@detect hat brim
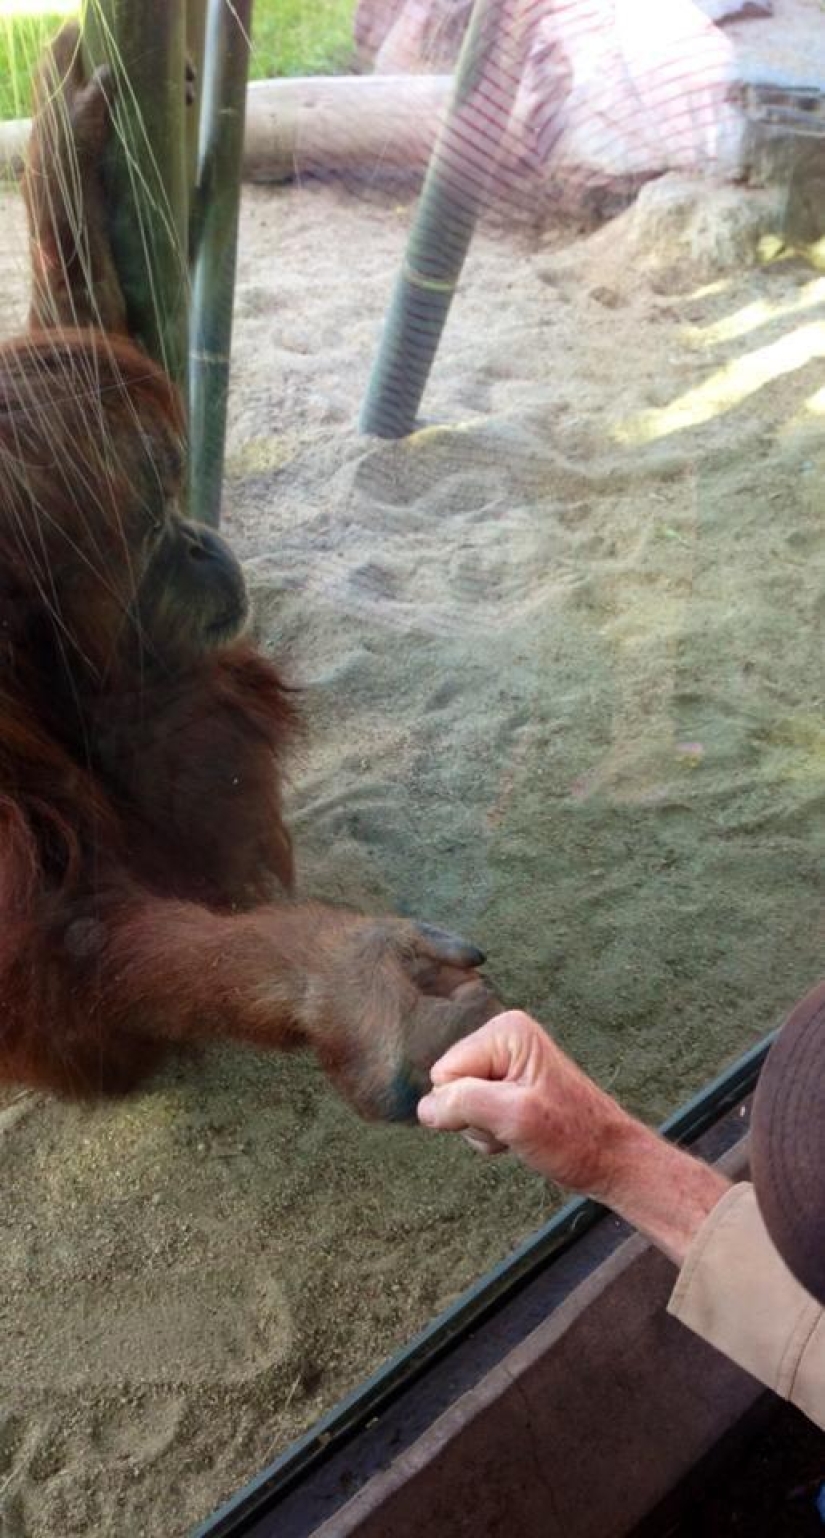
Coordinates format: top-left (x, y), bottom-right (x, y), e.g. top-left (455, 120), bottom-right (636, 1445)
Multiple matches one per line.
top-left (750, 978), bottom-right (825, 1304)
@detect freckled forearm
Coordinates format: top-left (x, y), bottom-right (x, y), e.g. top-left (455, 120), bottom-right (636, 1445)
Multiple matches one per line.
top-left (599, 1119), bottom-right (731, 1267)
top-left (419, 1013), bottom-right (731, 1268)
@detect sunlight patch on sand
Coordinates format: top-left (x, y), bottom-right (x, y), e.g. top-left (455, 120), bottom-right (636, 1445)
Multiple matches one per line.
top-left (689, 278), bottom-right (825, 347)
top-left (616, 321), bottom-right (825, 443)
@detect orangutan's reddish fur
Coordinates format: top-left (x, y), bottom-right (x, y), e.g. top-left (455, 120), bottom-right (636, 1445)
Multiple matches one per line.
top-left (0, 26), bottom-right (493, 1119)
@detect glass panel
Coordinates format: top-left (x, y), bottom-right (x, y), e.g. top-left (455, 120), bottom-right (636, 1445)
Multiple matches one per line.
top-left (0, 3), bottom-right (822, 1533)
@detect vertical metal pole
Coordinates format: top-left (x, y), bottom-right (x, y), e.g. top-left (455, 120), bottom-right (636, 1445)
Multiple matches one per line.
top-left (81, 0), bottom-right (190, 393)
top-left (360, 0), bottom-right (528, 438)
top-left (186, 0), bottom-right (208, 205)
top-left (188, 0), bottom-right (254, 528)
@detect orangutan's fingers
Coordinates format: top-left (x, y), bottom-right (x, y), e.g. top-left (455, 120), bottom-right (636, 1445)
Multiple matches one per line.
top-left (411, 921), bottom-right (486, 970)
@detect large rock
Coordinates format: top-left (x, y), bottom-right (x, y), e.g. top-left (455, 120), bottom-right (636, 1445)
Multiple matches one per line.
top-left (606, 172), bottom-right (788, 281)
top-left (355, 0), bottom-right (473, 72)
top-left (534, 171), bottom-right (789, 293)
top-left (355, 0), bottom-right (773, 75)
top-left (353, 0), bottom-right (823, 205)
top-left (699, 0), bottom-right (773, 17)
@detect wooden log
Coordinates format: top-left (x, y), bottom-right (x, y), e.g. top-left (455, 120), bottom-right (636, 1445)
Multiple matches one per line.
top-left (1, 73), bottom-right (452, 187)
top-left (243, 75), bottom-right (451, 182)
top-left (241, 73), bottom-right (452, 182)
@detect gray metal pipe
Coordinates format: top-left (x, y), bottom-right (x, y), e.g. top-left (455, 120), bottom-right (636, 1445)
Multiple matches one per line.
top-left (188, 0), bottom-right (254, 528)
top-left (360, 0), bottom-right (530, 438)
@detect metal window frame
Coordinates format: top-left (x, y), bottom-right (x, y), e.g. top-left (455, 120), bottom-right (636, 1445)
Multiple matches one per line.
top-left (193, 1030), bottom-right (772, 1538)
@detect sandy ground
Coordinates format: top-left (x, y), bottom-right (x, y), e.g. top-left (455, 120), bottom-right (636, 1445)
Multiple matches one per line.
top-left (0, 172), bottom-right (823, 1536)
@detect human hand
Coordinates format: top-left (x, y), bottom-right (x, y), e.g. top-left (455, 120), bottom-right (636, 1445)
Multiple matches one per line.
top-left (416, 1009), bottom-right (638, 1198)
top-left (417, 1009), bottom-right (731, 1264)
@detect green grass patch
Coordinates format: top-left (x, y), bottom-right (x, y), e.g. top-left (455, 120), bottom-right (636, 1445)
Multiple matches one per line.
top-left (0, 14), bottom-right (69, 120)
top-left (251, 0), bottom-right (357, 79)
top-left (0, 1), bottom-right (358, 121)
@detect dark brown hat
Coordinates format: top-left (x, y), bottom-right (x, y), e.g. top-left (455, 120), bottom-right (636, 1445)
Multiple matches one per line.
top-left (750, 978), bottom-right (825, 1305)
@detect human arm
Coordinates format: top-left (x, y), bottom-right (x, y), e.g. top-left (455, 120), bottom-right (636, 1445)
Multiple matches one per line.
top-left (667, 1181), bottom-right (825, 1430)
top-left (417, 1010), bottom-right (825, 1430)
top-left (416, 1009), bottom-right (728, 1265)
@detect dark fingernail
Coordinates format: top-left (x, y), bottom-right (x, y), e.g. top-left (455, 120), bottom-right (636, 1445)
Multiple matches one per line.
top-left (416, 922), bottom-right (486, 968)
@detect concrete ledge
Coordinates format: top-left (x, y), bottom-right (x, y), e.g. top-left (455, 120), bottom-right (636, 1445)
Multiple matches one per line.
top-left (308, 1143), bottom-right (764, 1538)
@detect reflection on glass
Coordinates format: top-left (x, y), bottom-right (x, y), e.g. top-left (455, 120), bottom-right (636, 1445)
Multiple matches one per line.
top-left (0, 2), bottom-right (822, 1533)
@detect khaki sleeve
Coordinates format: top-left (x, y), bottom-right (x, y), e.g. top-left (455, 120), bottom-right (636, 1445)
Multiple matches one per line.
top-left (668, 1182), bottom-right (825, 1431)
